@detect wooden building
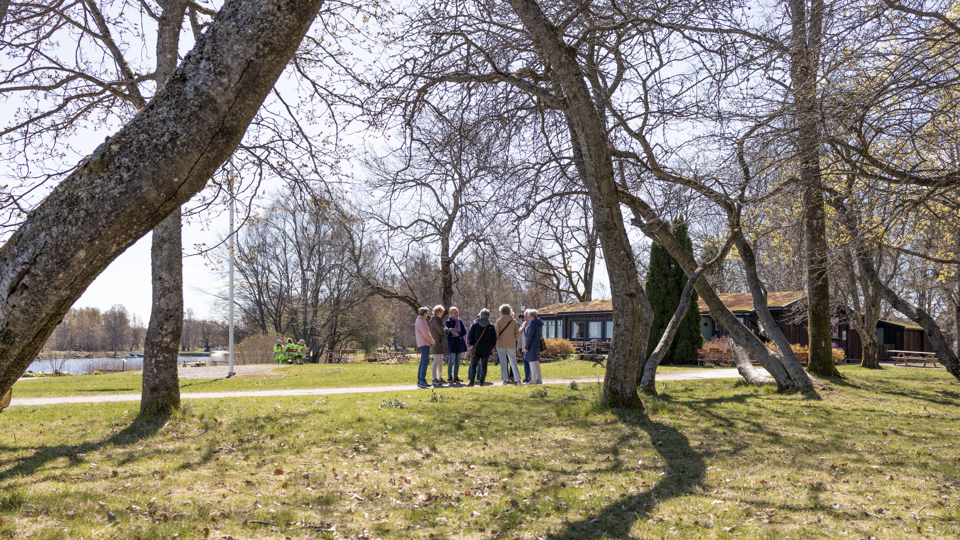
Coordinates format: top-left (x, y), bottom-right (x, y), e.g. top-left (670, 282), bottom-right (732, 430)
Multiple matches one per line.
top-left (537, 292), bottom-right (931, 361)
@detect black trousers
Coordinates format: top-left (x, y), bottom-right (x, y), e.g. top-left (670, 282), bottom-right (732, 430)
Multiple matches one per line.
top-left (469, 355), bottom-right (489, 383)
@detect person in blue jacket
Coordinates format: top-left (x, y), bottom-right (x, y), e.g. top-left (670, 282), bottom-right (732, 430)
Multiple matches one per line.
top-left (522, 309), bottom-right (544, 384)
top-left (444, 306), bottom-right (468, 383)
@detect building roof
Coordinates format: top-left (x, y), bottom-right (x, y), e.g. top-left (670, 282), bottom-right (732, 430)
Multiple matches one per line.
top-left (697, 291), bottom-right (806, 314)
top-left (538, 291), bottom-right (806, 316)
top-left (538, 299), bottom-right (613, 315)
top-left (878, 319), bottom-right (924, 331)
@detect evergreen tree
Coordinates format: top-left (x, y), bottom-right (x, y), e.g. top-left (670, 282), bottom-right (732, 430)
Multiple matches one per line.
top-left (645, 219), bottom-right (703, 364)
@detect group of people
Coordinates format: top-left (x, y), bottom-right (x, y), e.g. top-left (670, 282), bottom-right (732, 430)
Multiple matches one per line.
top-left (274, 338), bottom-right (307, 364)
top-left (414, 304), bottom-right (544, 389)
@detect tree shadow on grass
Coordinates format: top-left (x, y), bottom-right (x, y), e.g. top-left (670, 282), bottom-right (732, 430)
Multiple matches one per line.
top-left (0, 412), bottom-right (171, 482)
top-left (541, 407), bottom-right (705, 540)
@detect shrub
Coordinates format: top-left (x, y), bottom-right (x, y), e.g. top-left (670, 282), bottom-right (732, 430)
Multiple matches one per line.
top-left (702, 336), bottom-right (730, 352)
top-left (832, 348), bottom-right (846, 364)
top-left (545, 338), bottom-right (575, 357)
top-left (92, 371), bottom-right (103, 376)
top-left (235, 332), bottom-right (285, 365)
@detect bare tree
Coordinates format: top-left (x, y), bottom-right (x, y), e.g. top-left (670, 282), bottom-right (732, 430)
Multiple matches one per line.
top-left (102, 304), bottom-right (130, 354)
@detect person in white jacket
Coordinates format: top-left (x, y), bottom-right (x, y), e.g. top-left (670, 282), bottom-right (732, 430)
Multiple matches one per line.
top-left (414, 307), bottom-right (435, 389)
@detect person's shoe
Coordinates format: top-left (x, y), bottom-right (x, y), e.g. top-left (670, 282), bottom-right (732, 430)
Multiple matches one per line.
top-left (466, 381), bottom-right (475, 387)
top-left (417, 381), bottom-right (430, 389)
top-left (437, 378), bottom-right (448, 384)
top-left (453, 378), bottom-right (463, 383)
top-left (523, 378), bottom-right (531, 383)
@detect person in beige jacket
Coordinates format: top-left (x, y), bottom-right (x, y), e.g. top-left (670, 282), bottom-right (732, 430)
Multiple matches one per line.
top-left (494, 304), bottom-right (522, 384)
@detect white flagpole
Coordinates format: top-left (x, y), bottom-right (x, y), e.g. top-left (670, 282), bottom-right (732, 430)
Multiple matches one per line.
top-left (227, 163), bottom-right (236, 378)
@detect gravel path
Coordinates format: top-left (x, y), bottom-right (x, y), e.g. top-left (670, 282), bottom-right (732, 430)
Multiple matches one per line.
top-left (7, 368), bottom-right (762, 407)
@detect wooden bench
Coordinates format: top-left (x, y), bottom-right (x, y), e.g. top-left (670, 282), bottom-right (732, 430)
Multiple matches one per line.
top-left (889, 350), bottom-right (939, 367)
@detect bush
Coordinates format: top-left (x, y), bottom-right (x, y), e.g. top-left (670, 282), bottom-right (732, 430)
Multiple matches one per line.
top-left (92, 371), bottom-right (103, 376)
top-left (235, 332), bottom-right (285, 365)
top-left (762, 341), bottom-right (845, 364)
top-left (545, 338), bottom-right (575, 357)
top-left (832, 348), bottom-right (846, 364)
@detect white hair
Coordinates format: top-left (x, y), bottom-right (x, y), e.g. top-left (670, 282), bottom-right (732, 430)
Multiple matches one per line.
top-left (418, 307), bottom-right (430, 316)
top-left (526, 308), bottom-right (538, 317)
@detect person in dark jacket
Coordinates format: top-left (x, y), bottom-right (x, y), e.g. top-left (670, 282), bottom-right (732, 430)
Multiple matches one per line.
top-left (444, 306), bottom-right (468, 383)
top-left (428, 305), bottom-right (449, 385)
top-left (466, 309), bottom-right (497, 386)
top-left (522, 309), bottom-right (544, 384)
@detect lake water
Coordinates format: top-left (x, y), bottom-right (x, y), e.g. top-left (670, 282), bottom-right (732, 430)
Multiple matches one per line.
top-left (26, 356), bottom-right (205, 375)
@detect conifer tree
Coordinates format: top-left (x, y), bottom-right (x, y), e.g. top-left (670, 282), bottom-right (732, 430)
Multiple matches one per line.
top-left (645, 219), bottom-right (703, 364)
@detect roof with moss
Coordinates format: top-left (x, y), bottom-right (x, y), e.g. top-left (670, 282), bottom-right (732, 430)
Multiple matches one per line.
top-left (537, 291), bottom-right (806, 316)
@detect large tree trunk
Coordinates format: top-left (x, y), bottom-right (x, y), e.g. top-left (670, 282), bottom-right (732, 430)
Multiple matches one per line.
top-left (508, 0), bottom-right (647, 408)
top-left (860, 324), bottom-right (880, 369)
top-left (0, 0), bottom-right (328, 397)
top-left (789, 0), bottom-right (836, 377)
top-left (141, 208), bottom-right (183, 414)
top-left (141, 0), bottom-right (187, 416)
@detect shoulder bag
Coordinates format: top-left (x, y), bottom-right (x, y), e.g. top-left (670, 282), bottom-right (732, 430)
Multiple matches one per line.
top-left (465, 324), bottom-right (489, 359)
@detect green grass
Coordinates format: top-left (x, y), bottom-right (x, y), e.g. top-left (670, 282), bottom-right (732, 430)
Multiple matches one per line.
top-left (1, 365), bottom-right (958, 538)
top-left (12, 358), bottom-right (695, 398)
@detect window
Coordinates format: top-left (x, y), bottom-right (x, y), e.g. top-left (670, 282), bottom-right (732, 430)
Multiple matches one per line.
top-left (588, 322), bottom-right (602, 339)
top-left (571, 322), bottom-right (585, 339)
top-left (544, 320), bottom-right (559, 339)
top-left (605, 321), bottom-right (613, 339)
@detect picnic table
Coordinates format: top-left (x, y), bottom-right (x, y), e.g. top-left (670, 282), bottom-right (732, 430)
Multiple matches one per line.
top-left (889, 350), bottom-right (939, 367)
top-left (376, 348), bottom-right (411, 363)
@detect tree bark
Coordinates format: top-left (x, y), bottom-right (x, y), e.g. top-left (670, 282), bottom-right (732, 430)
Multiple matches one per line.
top-left (0, 0), bottom-right (328, 397)
top-left (789, 0), bottom-right (836, 377)
top-left (141, 0), bottom-right (187, 416)
top-left (141, 208), bottom-right (183, 414)
top-left (508, 0), bottom-right (647, 408)
top-left (730, 340), bottom-right (777, 386)
top-left (640, 269), bottom-right (700, 393)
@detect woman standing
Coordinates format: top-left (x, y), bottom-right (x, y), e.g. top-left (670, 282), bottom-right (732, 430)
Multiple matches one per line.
top-left (517, 317), bottom-right (530, 383)
top-left (522, 309), bottom-right (544, 384)
top-left (495, 304), bottom-right (521, 384)
top-left (445, 307), bottom-right (467, 383)
top-left (414, 307), bottom-right (435, 389)
top-left (466, 309), bottom-right (497, 387)
top-left (428, 305), bottom-right (448, 385)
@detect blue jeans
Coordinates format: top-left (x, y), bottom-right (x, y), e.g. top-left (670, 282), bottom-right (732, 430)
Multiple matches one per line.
top-left (523, 357), bottom-right (530, 380)
top-left (417, 346), bottom-right (431, 384)
top-left (469, 355), bottom-right (489, 384)
top-left (448, 352), bottom-right (462, 380)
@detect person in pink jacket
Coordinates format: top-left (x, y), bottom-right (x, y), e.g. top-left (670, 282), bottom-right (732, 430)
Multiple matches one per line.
top-left (415, 307), bottom-right (435, 388)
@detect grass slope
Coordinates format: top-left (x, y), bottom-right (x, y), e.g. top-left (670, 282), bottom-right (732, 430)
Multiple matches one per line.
top-left (1, 365), bottom-right (958, 539)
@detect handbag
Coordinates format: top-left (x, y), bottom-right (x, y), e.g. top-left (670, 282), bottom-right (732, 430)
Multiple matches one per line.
top-left (465, 324), bottom-right (490, 359)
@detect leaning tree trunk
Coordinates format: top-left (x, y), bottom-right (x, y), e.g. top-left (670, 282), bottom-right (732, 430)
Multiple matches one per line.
top-left (640, 270), bottom-right (699, 393)
top-left (141, 0), bottom-right (187, 416)
top-left (833, 199), bottom-right (960, 381)
top-left (508, 0), bottom-right (648, 408)
top-left (0, 0), bottom-right (328, 397)
top-left (730, 341), bottom-right (776, 386)
top-left (618, 188), bottom-right (812, 391)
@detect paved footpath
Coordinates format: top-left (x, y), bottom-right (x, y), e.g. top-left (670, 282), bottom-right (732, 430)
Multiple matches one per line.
top-left (9, 368), bottom-right (761, 407)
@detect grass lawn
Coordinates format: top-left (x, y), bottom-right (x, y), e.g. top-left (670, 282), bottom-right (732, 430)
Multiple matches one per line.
top-left (11, 359), bottom-right (694, 398)
top-left (2, 365), bottom-right (958, 539)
